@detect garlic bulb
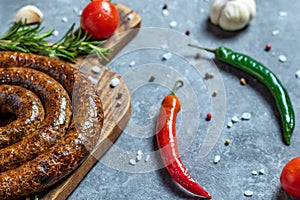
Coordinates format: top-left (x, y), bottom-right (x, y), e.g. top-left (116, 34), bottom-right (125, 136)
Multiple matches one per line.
top-left (14, 5), bottom-right (43, 24)
top-left (210, 0), bottom-right (256, 31)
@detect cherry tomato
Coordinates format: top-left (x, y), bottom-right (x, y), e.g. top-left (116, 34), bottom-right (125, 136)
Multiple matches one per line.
top-left (280, 157), bottom-right (300, 198)
top-left (81, 0), bottom-right (119, 40)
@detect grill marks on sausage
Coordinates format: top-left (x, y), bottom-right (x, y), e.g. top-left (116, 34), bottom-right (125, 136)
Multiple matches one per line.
top-left (0, 52), bottom-right (103, 199)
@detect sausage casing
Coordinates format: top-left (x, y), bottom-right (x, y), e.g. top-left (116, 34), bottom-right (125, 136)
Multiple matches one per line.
top-left (0, 84), bottom-right (45, 148)
top-left (0, 52), bottom-right (104, 199)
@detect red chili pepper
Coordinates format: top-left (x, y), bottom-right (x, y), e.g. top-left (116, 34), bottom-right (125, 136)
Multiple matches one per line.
top-left (156, 80), bottom-right (212, 199)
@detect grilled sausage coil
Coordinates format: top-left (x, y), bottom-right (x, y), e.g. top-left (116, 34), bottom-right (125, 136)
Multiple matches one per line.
top-left (0, 52), bottom-right (104, 199)
top-left (0, 84), bottom-right (45, 148)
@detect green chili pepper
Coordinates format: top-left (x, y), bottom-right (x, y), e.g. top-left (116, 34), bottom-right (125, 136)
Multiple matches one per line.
top-left (188, 44), bottom-right (295, 145)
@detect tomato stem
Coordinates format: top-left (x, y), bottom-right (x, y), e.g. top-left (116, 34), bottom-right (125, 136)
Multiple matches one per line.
top-left (171, 80), bottom-right (184, 95)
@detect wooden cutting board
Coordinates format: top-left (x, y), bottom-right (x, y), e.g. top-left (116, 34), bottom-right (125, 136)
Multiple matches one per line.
top-left (39, 4), bottom-right (141, 200)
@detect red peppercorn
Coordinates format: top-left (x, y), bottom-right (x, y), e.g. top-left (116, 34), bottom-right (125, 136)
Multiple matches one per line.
top-left (185, 29), bottom-right (191, 36)
top-left (206, 113), bottom-right (212, 121)
top-left (265, 44), bottom-right (272, 51)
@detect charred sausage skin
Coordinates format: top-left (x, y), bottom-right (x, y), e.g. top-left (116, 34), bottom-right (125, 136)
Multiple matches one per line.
top-left (0, 52), bottom-right (104, 199)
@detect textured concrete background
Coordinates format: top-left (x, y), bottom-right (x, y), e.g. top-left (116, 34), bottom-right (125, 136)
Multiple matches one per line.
top-left (1, 0), bottom-right (300, 200)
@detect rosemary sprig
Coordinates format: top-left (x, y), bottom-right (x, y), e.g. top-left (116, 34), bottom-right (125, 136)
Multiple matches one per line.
top-left (0, 21), bottom-right (110, 62)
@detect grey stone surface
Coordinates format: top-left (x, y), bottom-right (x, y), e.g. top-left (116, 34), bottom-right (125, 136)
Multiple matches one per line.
top-left (1, 0), bottom-right (300, 200)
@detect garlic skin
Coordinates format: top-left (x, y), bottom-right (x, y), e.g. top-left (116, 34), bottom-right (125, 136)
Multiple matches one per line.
top-left (210, 0), bottom-right (256, 31)
top-left (14, 5), bottom-right (43, 24)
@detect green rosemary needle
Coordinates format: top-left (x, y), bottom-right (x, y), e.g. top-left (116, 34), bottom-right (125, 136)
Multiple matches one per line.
top-left (0, 21), bottom-right (110, 62)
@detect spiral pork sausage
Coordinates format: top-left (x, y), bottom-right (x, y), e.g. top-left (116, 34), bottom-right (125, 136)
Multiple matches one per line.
top-left (0, 84), bottom-right (45, 148)
top-left (0, 52), bottom-right (104, 199)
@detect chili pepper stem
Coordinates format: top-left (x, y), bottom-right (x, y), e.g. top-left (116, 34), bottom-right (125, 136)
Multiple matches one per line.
top-left (188, 43), bottom-right (217, 54)
top-left (171, 80), bottom-right (184, 95)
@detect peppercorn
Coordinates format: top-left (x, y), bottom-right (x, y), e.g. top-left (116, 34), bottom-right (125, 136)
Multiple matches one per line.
top-left (185, 29), bottom-right (191, 36)
top-left (240, 78), bottom-right (247, 85)
top-left (265, 44), bottom-right (271, 51)
top-left (225, 139), bottom-right (231, 146)
top-left (206, 113), bottom-right (212, 121)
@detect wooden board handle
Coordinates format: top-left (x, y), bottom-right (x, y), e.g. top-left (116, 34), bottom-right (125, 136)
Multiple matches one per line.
top-left (40, 4), bottom-right (141, 200)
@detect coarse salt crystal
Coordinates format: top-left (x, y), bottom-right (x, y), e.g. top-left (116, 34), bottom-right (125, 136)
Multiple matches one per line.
top-left (227, 121), bottom-right (233, 128)
top-left (244, 190), bottom-right (253, 197)
top-left (295, 70), bottom-right (300, 78)
top-left (162, 52), bottom-right (172, 61)
top-left (278, 55), bottom-right (287, 63)
top-left (169, 21), bottom-right (177, 28)
top-left (259, 169), bottom-right (265, 175)
top-left (231, 116), bottom-right (239, 123)
top-left (241, 112), bottom-right (251, 120)
top-left (73, 7), bottom-right (79, 13)
top-left (214, 155), bottom-right (221, 164)
top-left (53, 30), bottom-right (59, 36)
top-left (61, 17), bottom-right (68, 23)
top-left (251, 170), bottom-right (258, 175)
top-left (137, 150), bottom-right (143, 155)
top-left (129, 159), bottom-right (136, 166)
top-left (161, 44), bottom-right (168, 50)
top-left (91, 66), bottom-right (101, 74)
top-left (145, 154), bottom-right (150, 162)
top-left (129, 60), bottom-right (136, 67)
top-left (162, 9), bottom-right (169, 16)
top-left (279, 11), bottom-right (287, 17)
top-left (136, 154), bottom-right (143, 161)
top-left (110, 77), bottom-right (120, 87)
top-left (272, 29), bottom-right (280, 36)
